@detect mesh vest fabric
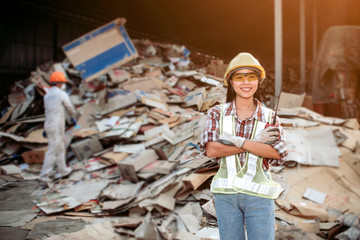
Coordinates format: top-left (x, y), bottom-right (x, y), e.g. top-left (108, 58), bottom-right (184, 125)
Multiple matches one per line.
top-left (210, 103), bottom-right (283, 199)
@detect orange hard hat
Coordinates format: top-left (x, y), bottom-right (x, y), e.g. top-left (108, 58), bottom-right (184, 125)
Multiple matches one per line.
top-left (49, 71), bottom-right (68, 83)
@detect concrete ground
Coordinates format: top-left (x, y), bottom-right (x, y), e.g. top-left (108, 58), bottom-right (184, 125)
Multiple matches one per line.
top-left (0, 177), bottom-right (41, 240)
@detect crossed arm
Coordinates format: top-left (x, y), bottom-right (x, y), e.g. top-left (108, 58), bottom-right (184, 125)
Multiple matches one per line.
top-left (205, 140), bottom-right (281, 159)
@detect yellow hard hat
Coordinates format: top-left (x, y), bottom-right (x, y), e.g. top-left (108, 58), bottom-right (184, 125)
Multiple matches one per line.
top-left (50, 71), bottom-right (68, 83)
top-left (223, 52), bottom-right (266, 86)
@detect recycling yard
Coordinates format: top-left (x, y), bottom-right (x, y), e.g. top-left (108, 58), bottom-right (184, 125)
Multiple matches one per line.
top-left (1, 1), bottom-right (360, 240)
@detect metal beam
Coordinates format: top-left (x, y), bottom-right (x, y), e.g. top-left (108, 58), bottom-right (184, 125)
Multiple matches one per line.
top-left (274, 0), bottom-right (283, 96)
top-left (300, 0), bottom-right (306, 93)
top-left (313, 0), bottom-right (318, 63)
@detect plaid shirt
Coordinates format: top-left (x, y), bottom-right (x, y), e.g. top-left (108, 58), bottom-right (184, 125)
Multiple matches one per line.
top-left (199, 99), bottom-right (288, 170)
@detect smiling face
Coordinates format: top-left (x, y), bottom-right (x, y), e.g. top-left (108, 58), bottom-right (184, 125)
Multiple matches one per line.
top-left (230, 68), bottom-right (259, 100)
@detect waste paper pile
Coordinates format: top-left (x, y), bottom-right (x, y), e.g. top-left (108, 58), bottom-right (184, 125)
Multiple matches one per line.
top-left (0, 18), bottom-right (359, 240)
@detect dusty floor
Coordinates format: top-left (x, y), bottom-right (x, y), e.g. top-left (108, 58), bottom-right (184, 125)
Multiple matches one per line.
top-left (0, 177), bottom-right (40, 239)
top-left (0, 177), bottom-right (330, 240)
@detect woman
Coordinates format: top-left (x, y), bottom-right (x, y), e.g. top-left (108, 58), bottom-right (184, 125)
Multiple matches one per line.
top-left (200, 52), bottom-right (287, 240)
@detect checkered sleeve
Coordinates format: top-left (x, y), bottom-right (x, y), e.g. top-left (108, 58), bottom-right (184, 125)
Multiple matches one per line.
top-left (267, 116), bottom-right (288, 166)
top-left (199, 105), bottom-right (221, 155)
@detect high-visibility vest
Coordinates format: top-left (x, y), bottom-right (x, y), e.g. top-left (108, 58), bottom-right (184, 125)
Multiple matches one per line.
top-left (210, 103), bottom-right (283, 199)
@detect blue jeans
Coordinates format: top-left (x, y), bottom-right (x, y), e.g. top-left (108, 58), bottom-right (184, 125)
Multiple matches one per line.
top-left (214, 193), bottom-right (275, 240)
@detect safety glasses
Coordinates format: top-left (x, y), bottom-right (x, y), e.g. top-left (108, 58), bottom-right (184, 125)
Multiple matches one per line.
top-left (231, 73), bottom-right (260, 82)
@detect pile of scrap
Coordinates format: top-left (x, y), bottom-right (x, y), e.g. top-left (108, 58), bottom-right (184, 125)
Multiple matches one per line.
top-left (0, 18), bottom-right (359, 240)
top-left (0, 17), bottom-right (224, 239)
top-left (273, 92), bottom-right (360, 240)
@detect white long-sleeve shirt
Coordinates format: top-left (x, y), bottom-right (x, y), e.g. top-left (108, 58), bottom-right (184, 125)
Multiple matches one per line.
top-left (44, 87), bottom-right (76, 133)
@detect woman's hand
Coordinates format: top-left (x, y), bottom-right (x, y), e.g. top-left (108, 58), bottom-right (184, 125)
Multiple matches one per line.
top-left (218, 132), bottom-right (246, 148)
top-left (253, 127), bottom-right (279, 144)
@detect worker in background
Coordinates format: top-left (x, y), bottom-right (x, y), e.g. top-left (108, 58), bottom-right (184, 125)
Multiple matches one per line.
top-left (39, 71), bottom-right (79, 182)
top-left (200, 53), bottom-right (288, 240)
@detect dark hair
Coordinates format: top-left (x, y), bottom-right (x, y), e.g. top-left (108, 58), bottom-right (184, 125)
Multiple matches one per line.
top-left (226, 80), bottom-right (262, 103)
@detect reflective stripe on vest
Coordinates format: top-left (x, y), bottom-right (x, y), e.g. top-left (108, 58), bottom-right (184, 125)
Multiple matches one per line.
top-left (232, 178), bottom-right (282, 196)
top-left (211, 103), bottom-right (240, 193)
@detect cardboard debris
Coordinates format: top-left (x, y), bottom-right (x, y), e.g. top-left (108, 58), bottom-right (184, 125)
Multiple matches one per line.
top-left (278, 92), bottom-right (306, 109)
top-left (182, 88), bottom-right (207, 111)
top-left (45, 220), bottom-right (120, 240)
top-left (138, 91), bottom-right (169, 111)
top-left (202, 198), bottom-right (217, 218)
top-left (108, 69), bottom-right (130, 83)
top-left (21, 147), bottom-right (47, 164)
top-left (196, 227), bottom-right (220, 239)
top-left (32, 193), bottom-right (81, 215)
top-left (177, 170), bottom-right (217, 200)
top-left (113, 143), bottom-right (146, 154)
top-left (162, 121), bottom-right (194, 145)
top-left (101, 92), bottom-right (138, 115)
top-left (101, 181), bottom-right (144, 200)
top-left (139, 160), bottom-right (179, 175)
top-left (2, 23), bottom-right (360, 239)
top-left (10, 100), bottom-right (33, 121)
top-left (112, 216), bottom-right (144, 228)
top-left (118, 149), bottom-right (159, 182)
top-left (306, 127), bottom-right (341, 167)
top-left (319, 221), bottom-right (340, 231)
top-left (342, 148), bottom-right (360, 176)
top-left (334, 227), bottom-right (360, 240)
top-left (0, 210), bottom-right (37, 227)
top-left (74, 201), bottom-right (97, 212)
top-left (144, 125), bottom-right (168, 147)
top-left (280, 118), bottom-right (320, 128)
top-left (284, 127), bottom-right (341, 167)
top-left (70, 136), bottom-right (103, 161)
top-left (176, 202), bottom-right (203, 234)
top-left (122, 78), bottom-right (166, 92)
top-left (207, 59), bottom-right (227, 78)
top-left (85, 157), bottom-right (109, 172)
top-left (2, 142), bottom-right (21, 156)
top-left (63, 18), bottom-right (138, 82)
top-left (138, 190), bottom-right (177, 211)
top-left (277, 107), bottom-right (347, 125)
top-left (0, 164), bottom-right (22, 176)
top-left (200, 76), bottom-right (220, 86)
top-left (134, 213), bottom-right (157, 240)
top-left (0, 106), bottom-right (16, 124)
top-left (73, 102), bottom-right (97, 130)
top-left (287, 200), bottom-right (329, 221)
top-left (26, 218), bottom-right (87, 239)
top-left (279, 153), bottom-right (360, 217)
top-left (303, 188), bottom-right (327, 205)
top-left (343, 118), bottom-right (360, 130)
top-left (100, 151), bottom-right (128, 165)
top-left (102, 198), bottom-right (134, 211)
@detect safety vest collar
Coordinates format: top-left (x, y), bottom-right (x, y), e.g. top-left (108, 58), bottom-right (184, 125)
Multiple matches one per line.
top-left (224, 99), bottom-right (266, 123)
